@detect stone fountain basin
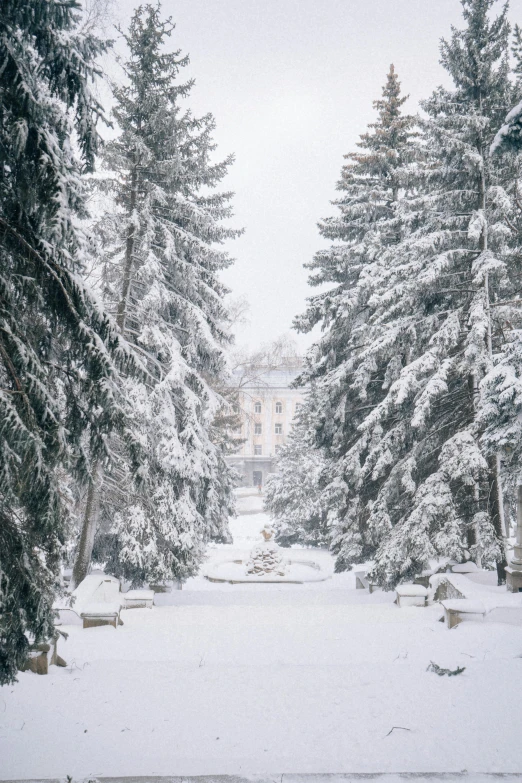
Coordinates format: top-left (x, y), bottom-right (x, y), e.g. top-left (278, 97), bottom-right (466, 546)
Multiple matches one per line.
top-left (204, 558), bottom-right (331, 584)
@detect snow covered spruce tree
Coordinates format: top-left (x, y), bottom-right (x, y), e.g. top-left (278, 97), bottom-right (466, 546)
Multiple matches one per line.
top-left (480, 23), bottom-right (522, 510)
top-left (299, 0), bottom-right (518, 588)
top-left (293, 65), bottom-right (417, 568)
top-left (86, 4), bottom-right (239, 584)
top-left (0, 1), bottom-right (136, 683)
top-left (264, 397), bottom-right (331, 548)
top-left (490, 23), bottom-right (522, 153)
top-left (362, 0), bottom-right (517, 587)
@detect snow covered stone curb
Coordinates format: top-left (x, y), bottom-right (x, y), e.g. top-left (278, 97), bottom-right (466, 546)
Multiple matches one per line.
top-left (5, 773), bottom-right (522, 783)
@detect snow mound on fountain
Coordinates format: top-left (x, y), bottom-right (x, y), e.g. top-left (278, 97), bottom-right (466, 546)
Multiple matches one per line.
top-left (246, 541), bottom-right (287, 576)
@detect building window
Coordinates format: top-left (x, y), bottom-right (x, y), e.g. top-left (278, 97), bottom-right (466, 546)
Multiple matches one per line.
top-left (254, 445), bottom-right (262, 456)
top-left (275, 445), bottom-right (282, 455)
top-left (275, 401), bottom-right (283, 414)
top-left (254, 423), bottom-right (262, 435)
top-left (254, 402), bottom-right (262, 414)
top-left (295, 402), bottom-right (301, 412)
top-left (253, 470), bottom-right (263, 487)
top-left (275, 423), bottom-right (283, 435)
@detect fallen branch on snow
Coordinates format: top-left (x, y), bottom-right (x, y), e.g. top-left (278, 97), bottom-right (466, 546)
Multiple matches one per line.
top-left (385, 726), bottom-right (411, 737)
top-left (427, 661), bottom-right (465, 676)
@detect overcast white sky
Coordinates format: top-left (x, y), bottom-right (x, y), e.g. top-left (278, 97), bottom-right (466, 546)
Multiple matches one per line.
top-left (108, 0), bottom-right (522, 352)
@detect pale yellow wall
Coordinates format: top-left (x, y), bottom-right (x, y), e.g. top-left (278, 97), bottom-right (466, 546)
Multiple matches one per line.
top-left (238, 385), bottom-right (304, 458)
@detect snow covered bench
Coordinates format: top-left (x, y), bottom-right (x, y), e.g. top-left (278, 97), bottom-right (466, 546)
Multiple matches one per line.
top-left (56, 574), bottom-right (123, 628)
top-left (123, 589), bottom-right (154, 609)
top-left (354, 571), bottom-right (368, 590)
top-left (20, 633), bottom-right (67, 675)
top-left (81, 602), bottom-right (122, 629)
top-left (451, 562), bottom-right (479, 574)
top-left (149, 580), bottom-right (182, 593)
top-left (414, 560), bottom-right (459, 588)
top-left (353, 570), bottom-right (380, 592)
top-left (430, 573), bottom-right (467, 603)
top-left (429, 570), bottom-right (522, 628)
top-left (441, 599), bottom-right (486, 629)
top-left (395, 584), bottom-right (428, 608)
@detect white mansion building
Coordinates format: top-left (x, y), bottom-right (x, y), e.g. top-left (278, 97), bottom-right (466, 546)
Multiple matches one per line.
top-left (227, 359), bottom-right (304, 488)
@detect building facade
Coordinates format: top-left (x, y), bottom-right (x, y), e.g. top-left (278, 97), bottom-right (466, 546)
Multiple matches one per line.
top-left (227, 362), bottom-right (304, 488)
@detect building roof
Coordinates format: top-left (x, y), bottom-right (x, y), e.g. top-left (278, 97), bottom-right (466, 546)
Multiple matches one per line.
top-left (233, 363), bottom-right (303, 390)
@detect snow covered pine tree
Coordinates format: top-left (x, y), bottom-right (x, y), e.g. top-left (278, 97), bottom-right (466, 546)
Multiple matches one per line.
top-left (264, 397), bottom-right (331, 548)
top-left (293, 65), bottom-right (417, 571)
top-left (360, 0), bottom-right (517, 587)
top-left (297, 0), bottom-right (517, 589)
top-left (490, 23), bottom-right (522, 153)
top-left (480, 22), bottom-right (522, 520)
top-left (86, 4), bottom-right (240, 585)
top-left (0, 1), bottom-right (136, 683)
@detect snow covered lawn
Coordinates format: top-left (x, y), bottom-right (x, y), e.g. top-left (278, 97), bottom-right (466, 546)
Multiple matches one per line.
top-left (2, 514), bottom-right (522, 779)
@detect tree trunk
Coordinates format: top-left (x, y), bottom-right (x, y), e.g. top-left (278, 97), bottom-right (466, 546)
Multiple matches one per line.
top-left (487, 453), bottom-right (508, 584)
top-left (116, 159), bottom-right (138, 333)
top-left (467, 373), bottom-right (481, 564)
top-left (477, 125), bottom-right (507, 583)
top-left (72, 161), bottom-right (139, 588)
top-left (72, 152), bottom-right (140, 590)
top-left (71, 463), bottom-right (102, 589)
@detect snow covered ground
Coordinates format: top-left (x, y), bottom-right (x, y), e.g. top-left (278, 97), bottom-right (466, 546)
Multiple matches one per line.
top-left (2, 512), bottom-right (522, 779)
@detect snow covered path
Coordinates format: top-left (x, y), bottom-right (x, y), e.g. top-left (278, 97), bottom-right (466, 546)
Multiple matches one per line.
top-left (2, 513), bottom-right (522, 779)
